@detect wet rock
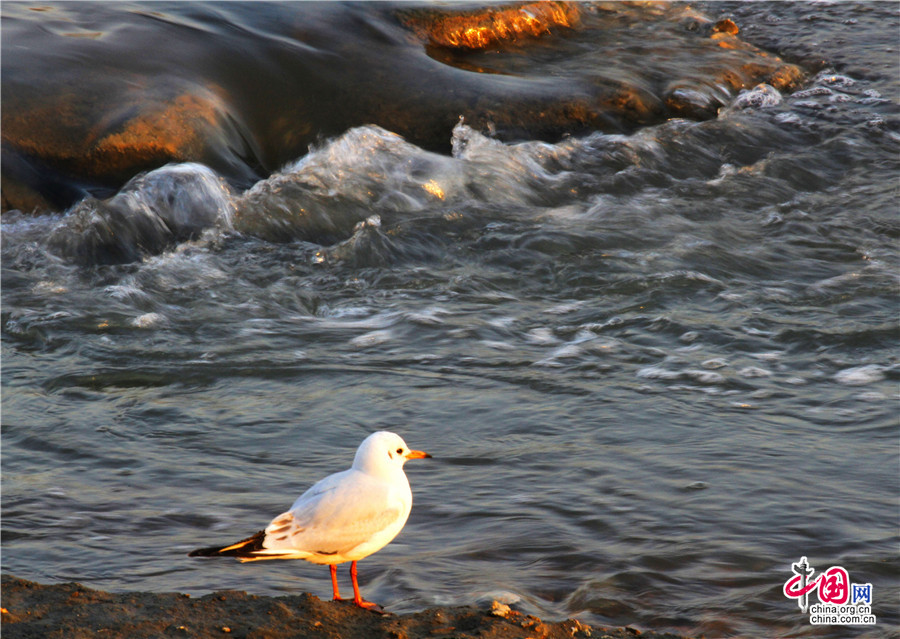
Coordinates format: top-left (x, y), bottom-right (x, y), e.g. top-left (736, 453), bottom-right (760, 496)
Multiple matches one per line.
top-left (2, 1), bottom-right (805, 214)
top-left (46, 163), bottom-right (234, 265)
top-left (664, 82), bottom-right (731, 120)
top-left (2, 79), bottom-right (255, 212)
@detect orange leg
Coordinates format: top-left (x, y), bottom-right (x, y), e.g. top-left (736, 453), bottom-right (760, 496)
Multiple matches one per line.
top-left (329, 564), bottom-right (342, 601)
top-left (349, 561), bottom-right (379, 610)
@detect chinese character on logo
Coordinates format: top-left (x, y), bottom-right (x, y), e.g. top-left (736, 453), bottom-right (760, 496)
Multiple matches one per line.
top-left (783, 558), bottom-right (857, 612)
top-left (783, 556), bottom-right (817, 613)
top-left (784, 557), bottom-right (877, 626)
top-left (818, 566), bottom-right (849, 604)
top-left (852, 583), bottom-right (872, 605)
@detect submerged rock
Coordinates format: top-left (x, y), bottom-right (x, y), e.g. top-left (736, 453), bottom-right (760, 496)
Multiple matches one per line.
top-left (1, 1), bottom-right (804, 214)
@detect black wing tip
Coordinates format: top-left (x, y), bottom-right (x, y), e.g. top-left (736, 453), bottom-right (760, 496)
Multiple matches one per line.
top-left (187, 530), bottom-right (267, 558)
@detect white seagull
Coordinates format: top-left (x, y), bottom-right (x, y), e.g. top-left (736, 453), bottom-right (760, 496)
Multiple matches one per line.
top-left (189, 431), bottom-right (431, 611)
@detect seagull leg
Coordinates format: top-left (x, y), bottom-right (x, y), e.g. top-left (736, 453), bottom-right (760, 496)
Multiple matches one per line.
top-left (329, 564), bottom-right (342, 601)
top-left (349, 561), bottom-right (384, 613)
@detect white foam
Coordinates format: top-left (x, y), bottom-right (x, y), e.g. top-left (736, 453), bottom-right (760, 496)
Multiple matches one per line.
top-left (131, 312), bottom-right (166, 329)
top-left (479, 340), bottom-right (516, 351)
top-left (834, 365), bottom-right (885, 386)
top-left (815, 70), bottom-right (856, 88)
top-left (739, 366), bottom-right (772, 378)
top-left (32, 281), bottom-right (68, 295)
top-left (686, 370), bottom-right (726, 385)
top-left (349, 329), bottom-right (394, 348)
top-left (636, 366), bottom-right (681, 380)
top-left (524, 327), bottom-right (560, 345)
top-left (544, 301), bottom-right (586, 315)
top-left (730, 83), bottom-right (783, 109)
top-left (549, 343), bottom-right (583, 359)
top-left (406, 308), bottom-right (448, 326)
top-left (856, 391), bottom-right (886, 402)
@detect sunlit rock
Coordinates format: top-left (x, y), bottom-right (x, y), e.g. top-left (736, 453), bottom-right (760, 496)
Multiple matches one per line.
top-left (2, 1), bottom-right (804, 214)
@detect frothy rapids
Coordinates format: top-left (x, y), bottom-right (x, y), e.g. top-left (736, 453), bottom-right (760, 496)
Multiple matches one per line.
top-left (2, 3), bottom-right (898, 639)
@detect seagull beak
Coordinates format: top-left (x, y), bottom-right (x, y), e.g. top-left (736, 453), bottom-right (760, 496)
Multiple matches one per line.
top-left (405, 449), bottom-right (432, 460)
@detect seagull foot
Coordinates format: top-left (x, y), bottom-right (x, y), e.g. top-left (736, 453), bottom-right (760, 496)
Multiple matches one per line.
top-left (354, 599), bottom-right (387, 615)
top-left (331, 596), bottom-right (387, 614)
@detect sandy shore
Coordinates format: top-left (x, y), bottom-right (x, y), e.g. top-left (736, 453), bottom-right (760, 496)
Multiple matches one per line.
top-left (1, 574), bottom-right (692, 639)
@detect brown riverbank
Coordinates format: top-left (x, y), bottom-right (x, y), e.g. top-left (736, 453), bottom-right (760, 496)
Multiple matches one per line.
top-left (1, 575), bottom-right (693, 639)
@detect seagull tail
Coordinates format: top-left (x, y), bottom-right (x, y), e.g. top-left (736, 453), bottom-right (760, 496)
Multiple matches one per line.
top-left (188, 530), bottom-right (308, 562)
top-left (188, 530), bottom-right (267, 558)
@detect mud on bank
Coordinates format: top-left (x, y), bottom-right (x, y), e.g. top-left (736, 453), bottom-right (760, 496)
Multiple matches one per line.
top-left (1, 575), bottom-right (693, 639)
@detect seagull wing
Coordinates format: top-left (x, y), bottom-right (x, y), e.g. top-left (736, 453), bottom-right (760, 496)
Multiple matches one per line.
top-left (260, 468), bottom-right (409, 561)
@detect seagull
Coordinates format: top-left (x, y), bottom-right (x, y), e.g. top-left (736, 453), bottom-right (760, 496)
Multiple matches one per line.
top-left (189, 431), bottom-right (431, 611)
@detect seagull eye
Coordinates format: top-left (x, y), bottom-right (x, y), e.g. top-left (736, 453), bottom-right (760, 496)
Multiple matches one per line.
top-left (396, 448), bottom-right (403, 454)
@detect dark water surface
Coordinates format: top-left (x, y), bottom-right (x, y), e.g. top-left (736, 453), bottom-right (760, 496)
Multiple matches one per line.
top-left (2, 2), bottom-right (898, 638)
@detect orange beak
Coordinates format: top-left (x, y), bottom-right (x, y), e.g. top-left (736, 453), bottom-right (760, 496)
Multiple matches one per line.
top-left (405, 449), bottom-right (432, 460)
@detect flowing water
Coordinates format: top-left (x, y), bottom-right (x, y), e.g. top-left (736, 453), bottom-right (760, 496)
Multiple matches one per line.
top-left (2, 2), bottom-right (898, 638)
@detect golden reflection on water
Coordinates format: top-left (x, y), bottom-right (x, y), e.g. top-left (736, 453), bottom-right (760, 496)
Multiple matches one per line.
top-left (422, 180), bottom-right (445, 200)
top-left (402, 1), bottom-right (579, 50)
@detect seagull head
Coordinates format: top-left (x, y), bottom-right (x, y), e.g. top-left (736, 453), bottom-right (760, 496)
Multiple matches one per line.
top-left (353, 431), bottom-right (431, 477)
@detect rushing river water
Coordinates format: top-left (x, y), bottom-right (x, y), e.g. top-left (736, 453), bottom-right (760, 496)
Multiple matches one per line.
top-left (2, 2), bottom-right (898, 638)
